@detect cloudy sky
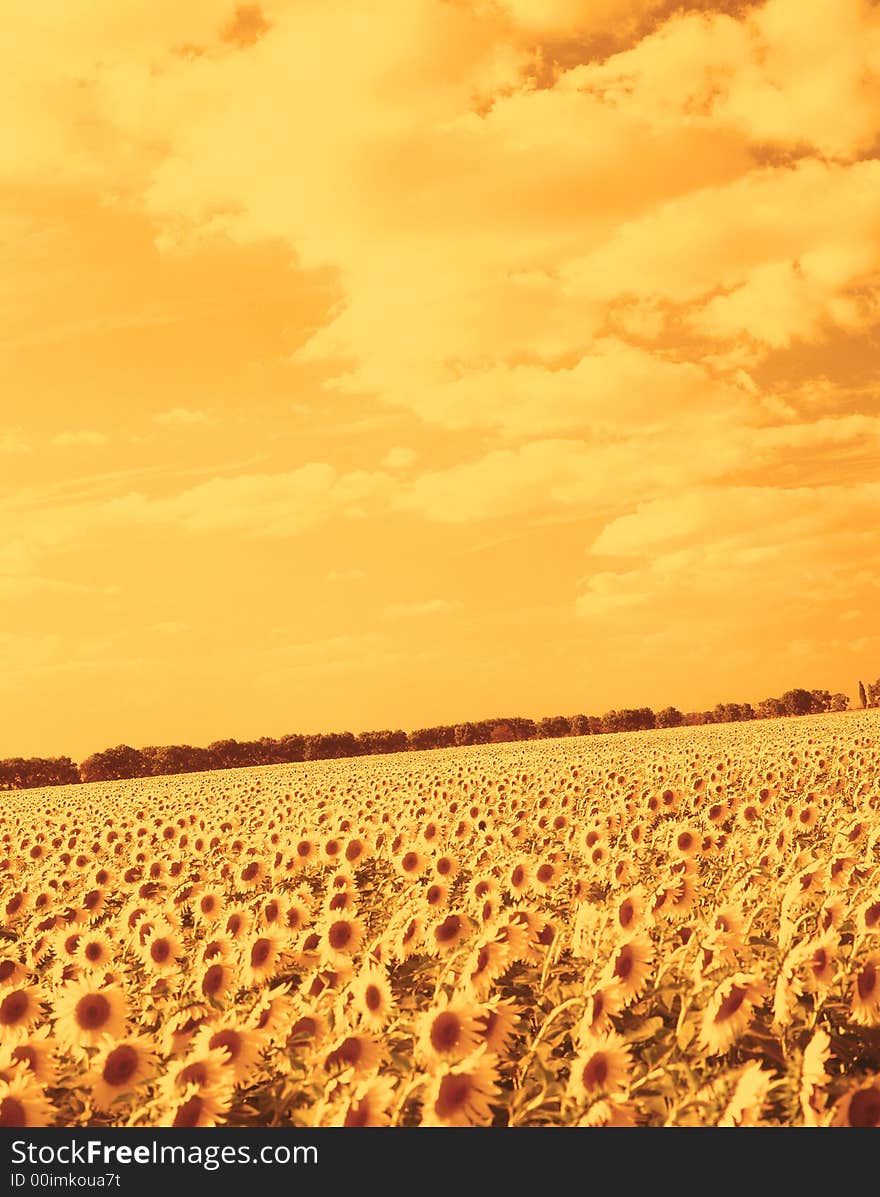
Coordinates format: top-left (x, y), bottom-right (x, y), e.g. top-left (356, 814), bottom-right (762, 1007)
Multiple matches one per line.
top-left (2, 0), bottom-right (879, 759)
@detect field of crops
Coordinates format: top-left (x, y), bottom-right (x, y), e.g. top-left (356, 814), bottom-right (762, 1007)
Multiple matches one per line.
top-left (2, 710), bottom-right (879, 1128)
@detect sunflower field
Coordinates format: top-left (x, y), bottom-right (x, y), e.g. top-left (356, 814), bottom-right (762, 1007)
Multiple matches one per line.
top-left (2, 710), bottom-right (879, 1128)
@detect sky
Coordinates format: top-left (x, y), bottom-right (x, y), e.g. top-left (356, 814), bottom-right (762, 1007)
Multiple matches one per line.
top-left (2, 0), bottom-right (879, 760)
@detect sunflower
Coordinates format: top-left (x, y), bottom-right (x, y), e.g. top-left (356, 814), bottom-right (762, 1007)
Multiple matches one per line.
top-left (0, 959), bottom-right (29, 990)
top-left (800, 1027), bottom-right (831, 1126)
top-left (420, 1049), bottom-right (500, 1127)
top-left (197, 960), bottom-right (236, 1005)
top-left (578, 984), bottom-right (626, 1041)
top-left (282, 897), bottom-right (313, 937)
top-left (506, 859), bottom-right (533, 899)
top-left (475, 997), bottom-right (520, 1056)
top-left (831, 1076), bottom-right (880, 1127)
top-left (428, 912), bottom-right (472, 956)
top-left (613, 888), bottom-right (648, 937)
top-left (718, 1060), bottom-right (775, 1127)
top-left (236, 857), bottom-right (267, 893)
top-left (87, 1036), bottom-right (157, 1111)
top-left (0, 1069), bottom-right (54, 1127)
top-left (603, 936), bottom-right (654, 1005)
top-left (423, 882), bottom-right (449, 911)
top-left (285, 1009), bottom-right (329, 1055)
top-left (460, 937), bottom-right (511, 995)
top-left (330, 1074), bottom-right (397, 1127)
top-left (434, 854), bottom-right (459, 882)
top-left (0, 986), bottom-right (44, 1041)
top-left (323, 1031), bottom-right (382, 1078)
top-left (849, 954), bottom-right (880, 1027)
top-left (469, 875), bottom-right (500, 909)
top-left (165, 1088), bottom-right (231, 1129)
top-left (138, 924), bottom-right (185, 978)
top-left (290, 837), bottom-right (317, 871)
top-left (798, 933), bottom-right (838, 995)
top-left (568, 1032), bottom-right (632, 1101)
top-left (193, 1022), bottom-right (264, 1086)
top-left (578, 1097), bottom-right (639, 1127)
top-left (2, 1028), bottom-right (59, 1088)
top-left (394, 850), bottom-right (428, 881)
top-left (240, 931), bottom-right (284, 986)
top-left (75, 928), bottom-right (116, 973)
top-left (670, 824), bottom-right (701, 859)
top-left (415, 996), bottom-right (484, 1066)
top-left (394, 916), bottom-right (425, 959)
top-left (320, 915), bottom-right (366, 966)
top-left (699, 974), bottom-right (768, 1055)
top-left (52, 980), bottom-right (128, 1053)
top-left (249, 986), bottom-right (295, 1043)
top-left (194, 890), bottom-right (225, 925)
top-left (223, 908), bottom-right (253, 943)
top-left (349, 967), bottom-right (396, 1032)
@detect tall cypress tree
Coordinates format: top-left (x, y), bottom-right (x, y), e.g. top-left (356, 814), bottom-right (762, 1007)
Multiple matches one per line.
top-left (859, 680), bottom-right (868, 709)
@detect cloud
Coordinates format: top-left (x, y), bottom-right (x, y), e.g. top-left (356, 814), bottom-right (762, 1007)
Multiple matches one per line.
top-left (381, 446), bottom-right (418, 471)
top-left (326, 568), bottom-right (367, 583)
top-left (148, 620), bottom-right (190, 636)
top-left (0, 428), bottom-right (31, 454)
top-left (384, 598), bottom-right (463, 619)
top-left (153, 407), bottom-right (212, 427)
top-left (578, 483), bottom-right (880, 636)
top-left (52, 430), bottom-right (111, 448)
top-left (1, 464), bottom-right (394, 572)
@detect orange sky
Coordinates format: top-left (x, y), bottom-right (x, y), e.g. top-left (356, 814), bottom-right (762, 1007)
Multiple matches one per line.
top-left (2, 0), bottom-right (879, 760)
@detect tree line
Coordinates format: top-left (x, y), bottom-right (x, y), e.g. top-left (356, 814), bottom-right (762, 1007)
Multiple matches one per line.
top-left (2, 679), bottom-right (876, 790)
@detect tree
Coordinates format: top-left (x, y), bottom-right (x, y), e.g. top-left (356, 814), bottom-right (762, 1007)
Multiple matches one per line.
top-left (868, 679), bottom-right (880, 708)
top-left (780, 689), bottom-right (814, 717)
top-left (538, 716), bottom-right (571, 739)
top-left (859, 680), bottom-right (868, 709)
top-left (79, 744), bottom-right (149, 783)
top-left (830, 693), bottom-right (849, 712)
top-left (656, 706), bottom-right (683, 728)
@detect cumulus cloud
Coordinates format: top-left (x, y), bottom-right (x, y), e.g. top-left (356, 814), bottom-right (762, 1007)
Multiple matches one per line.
top-left (384, 598), bottom-right (463, 618)
top-left (153, 407), bottom-right (212, 427)
top-left (52, 430), bottom-right (111, 448)
top-left (0, 428), bottom-right (31, 454)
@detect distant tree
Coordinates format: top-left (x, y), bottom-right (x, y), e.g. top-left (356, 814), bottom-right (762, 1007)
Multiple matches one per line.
top-left (757, 697), bottom-right (785, 719)
top-left (277, 734), bottom-right (306, 763)
top-left (780, 689), bottom-right (814, 717)
top-left (453, 722), bottom-right (478, 747)
top-left (79, 744), bottom-right (149, 783)
top-left (656, 706), bottom-right (683, 728)
top-left (0, 756), bottom-right (79, 789)
top-left (568, 714), bottom-right (591, 737)
top-left (858, 680), bottom-right (868, 709)
top-left (538, 716), bottom-right (571, 739)
top-left (489, 722), bottom-right (516, 743)
top-left (682, 711), bottom-right (706, 726)
top-left (600, 710), bottom-right (623, 734)
top-left (809, 689), bottom-right (832, 714)
top-left (830, 692), bottom-right (849, 712)
top-left (868, 679), bottom-right (880, 708)
top-left (408, 726), bottom-right (456, 752)
top-left (508, 717), bottom-right (537, 740)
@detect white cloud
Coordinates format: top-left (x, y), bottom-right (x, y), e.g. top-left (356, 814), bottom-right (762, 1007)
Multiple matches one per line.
top-left (153, 407), bottom-right (212, 427)
top-left (52, 430), bottom-right (111, 448)
top-left (381, 446), bottom-right (418, 471)
top-left (384, 598), bottom-right (463, 618)
top-left (0, 428), bottom-right (31, 454)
